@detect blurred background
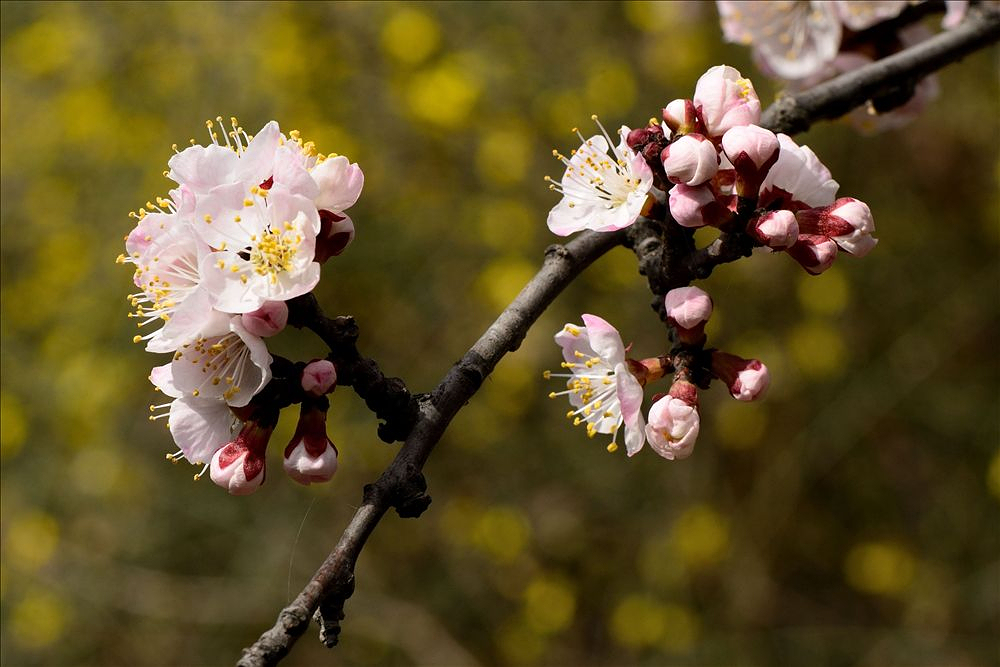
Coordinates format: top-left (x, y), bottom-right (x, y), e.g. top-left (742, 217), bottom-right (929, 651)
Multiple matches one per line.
top-left (1, 2), bottom-right (998, 665)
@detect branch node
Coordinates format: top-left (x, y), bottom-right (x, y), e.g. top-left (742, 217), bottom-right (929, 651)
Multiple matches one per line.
top-left (313, 574), bottom-right (355, 648)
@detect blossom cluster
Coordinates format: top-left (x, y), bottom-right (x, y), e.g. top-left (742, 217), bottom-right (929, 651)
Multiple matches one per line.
top-left (548, 287), bottom-right (768, 461)
top-left (120, 117), bottom-right (360, 493)
top-left (544, 64), bottom-right (875, 459)
top-left (716, 1), bottom-right (976, 131)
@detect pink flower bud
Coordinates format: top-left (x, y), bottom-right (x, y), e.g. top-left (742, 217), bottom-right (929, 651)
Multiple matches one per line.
top-left (662, 98), bottom-right (700, 135)
top-left (625, 124), bottom-right (665, 151)
top-left (664, 286), bottom-right (713, 329)
top-left (664, 286), bottom-right (713, 345)
top-left (661, 133), bottom-right (719, 187)
top-left (668, 184), bottom-right (735, 228)
top-left (721, 124), bottom-right (779, 196)
top-left (796, 197), bottom-right (877, 257)
top-left (786, 234), bottom-right (839, 275)
top-left (240, 301), bottom-right (288, 338)
top-left (710, 351), bottom-right (770, 401)
top-left (283, 404), bottom-right (338, 485)
top-left (209, 419), bottom-right (274, 495)
top-left (314, 210), bottom-right (356, 264)
top-left (749, 210), bottom-right (799, 249)
top-left (692, 65), bottom-right (761, 139)
top-left (644, 381), bottom-right (700, 460)
top-left (301, 359), bottom-right (337, 396)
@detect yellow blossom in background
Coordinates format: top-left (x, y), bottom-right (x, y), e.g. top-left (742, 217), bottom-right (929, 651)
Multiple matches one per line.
top-left (382, 7), bottom-right (441, 66)
top-left (405, 59), bottom-right (481, 128)
top-left (797, 265), bottom-right (850, 316)
top-left (845, 541), bottom-right (917, 597)
top-left (10, 590), bottom-right (67, 649)
top-left (787, 319), bottom-right (847, 379)
top-left (5, 512), bottom-right (59, 572)
top-left (522, 575), bottom-right (576, 634)
top-left (671, 505), bottom-right (730, 569)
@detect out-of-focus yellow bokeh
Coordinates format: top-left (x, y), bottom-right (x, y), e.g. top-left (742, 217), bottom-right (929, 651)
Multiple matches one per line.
top-left (1, 3), bottom-right (997, 665)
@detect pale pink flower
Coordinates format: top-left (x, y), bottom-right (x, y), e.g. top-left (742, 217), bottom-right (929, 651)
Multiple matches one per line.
top-left (546, 118), bottom-right (654, 235)
top-left (662, 133), bottom-right (719, 187)
top-left (194, 185), bottom-right (321, 313)
top-left (301, 359), bottom-right (338, 396)
top-left (168, 119), bottom-right (281, 194)
top-left (711, 351), bottom-right (770, 401)
top-left (750, 209), bottom-right (800, 249)
top-left (170, 316), bottom-right (273, 407)
top-left (693, 65), bottom-right (763, 139)
top-left (549, 315), bottom-right (646, 455)
top-left (716, 2), bottom-right (842, 81)
top-left (644, 381), bottom-right (700, 461)
top-left (283, 404), bottom-right (338, 485)
top-left (210, 419), bottom-right (274, 495)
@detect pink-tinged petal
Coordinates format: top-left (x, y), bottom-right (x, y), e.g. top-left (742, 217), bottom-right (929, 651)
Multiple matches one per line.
top-left (271, 144), bottom-right (320, 200)
top-left (834, 0), bottom-right (908, 31)
top-left (192, 182), bottom-right (257, 249)
top-left (168, 144), bottom-right (240, 193)
top-left (615, 367), bottom-right (647, 457)
top-left (149, 363), bottom-right (182, 398)
top-left (169, 397), bottom-right (236, 464)
top-left (581, 314), bottom-right (626, 366)
top-left (266, 190), bottom-right (321, 236)
top-left (311, 155), bottom-right (365, 213)
top-left (943, 0), bottom-right (969, 28)
top-left (554, 322), bottom-right (599, 365)
top-left (200, 251), bottom-right (263, 313)
top-left (146, 288), bottom-right (230, 354)
top-left (228, 317), bottom-right (273, 406)
top-left (662, 98), bottom-right (700, 135)
top-left (760, 134), bottom-right (838, 210)
top-left (237, 120), bottom-right (281, 185)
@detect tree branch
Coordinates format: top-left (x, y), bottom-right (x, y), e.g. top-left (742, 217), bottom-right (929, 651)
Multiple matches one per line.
top-left (238, 9), bottom-right (999, 665)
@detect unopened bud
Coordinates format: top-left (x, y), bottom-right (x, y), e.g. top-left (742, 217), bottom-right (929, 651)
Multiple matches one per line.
top-left (644, 381), bottom-right (700, 460)
top-left (668, 183), bottom-right (735, 228)
top-left (301, 359), bottom-right (337, 396)
top-left (721, 124), bottom-right (779, 196)
top-left (710, 351), bottom-right (770, 401)
top-left (626, 124), bottom-right (664, 151)
top-left (662, 98), bottom-right (699, 135)
top-left (209, 419), bottom-right (274, 495)
top-left (283, 402), bottom-right (338, 485)
top-left (661, 133), bottom-right (719, 187)
top-left (240, 301), bottom-right (288, 338)
top-left (664, 286), bottom-right (713, 345)
top-left (314, 211), bottom-right (356, 263)
top-left (796, 197), bottom-right (877, 257)
top-left (750, 209), bottom-right (799, 249)
top-left (786, 234), bottom-right (839, 275)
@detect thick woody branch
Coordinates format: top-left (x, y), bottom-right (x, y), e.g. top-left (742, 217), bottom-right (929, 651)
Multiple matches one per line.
top-left (238, 11), bottom-right (999, 665)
